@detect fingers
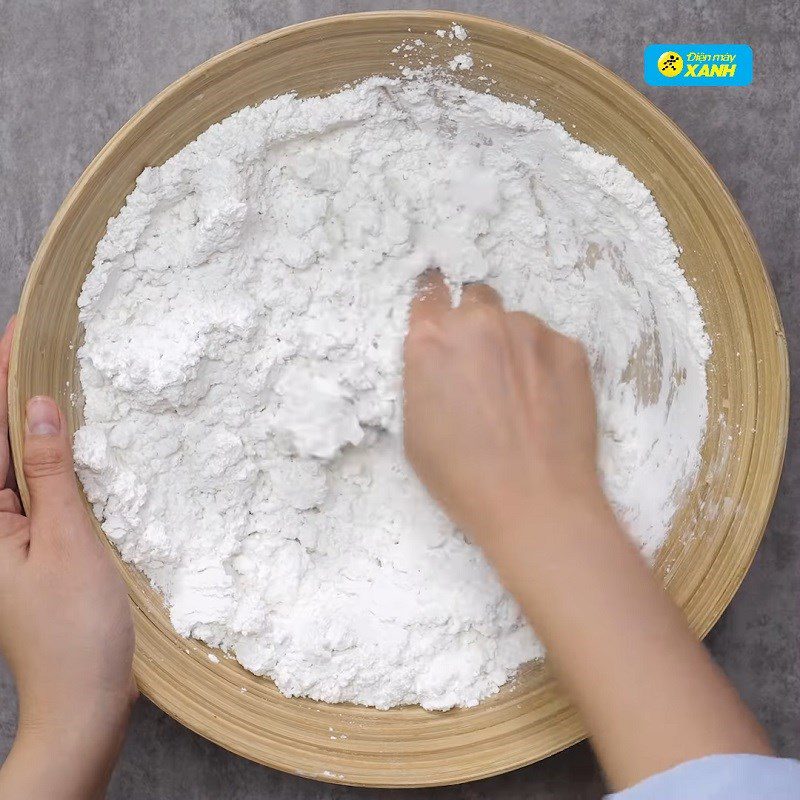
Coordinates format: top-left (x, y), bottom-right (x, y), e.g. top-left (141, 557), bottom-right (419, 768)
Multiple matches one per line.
top-left (506, 310), bottom-right (548, 349)
top-left (0, 315), bottom-right (14, 399)
top-left (460, 282), bottom-right (503, 310)
top-left (409, 276), bottom-right (585, 370)
top-left (0, 488), bottom-right (22, 515)
top-left (0, 512), bottom-right (30, 555)
top-left (409, 268), bottom-right (451, 326)
top-left (0, 316), bottom-right (15, 487)
top-left (551, 331), bottom-right (590, 368)
top-left (410, 274), bottom-right (504, 325)
top-left (23, 396), bottom-right (86, 530)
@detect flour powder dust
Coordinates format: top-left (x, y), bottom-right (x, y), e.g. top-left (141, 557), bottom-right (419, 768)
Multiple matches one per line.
top-left (74, 68), bottom-right (710, 710)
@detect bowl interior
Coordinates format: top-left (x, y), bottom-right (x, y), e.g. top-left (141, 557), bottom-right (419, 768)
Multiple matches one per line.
top-left (8, 11), bottom-right (788, 788)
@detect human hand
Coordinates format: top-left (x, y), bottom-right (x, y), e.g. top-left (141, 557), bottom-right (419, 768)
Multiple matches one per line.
top-left (0, 317), bottom-right (136, 799)
top-left (403, 271), bottom-right (604, 556)
top-left (404, 274), bottom-right (772, 790)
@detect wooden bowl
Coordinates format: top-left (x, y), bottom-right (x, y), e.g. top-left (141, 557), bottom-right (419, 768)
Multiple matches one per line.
top-left (8, 10), bottom-right (788, 788)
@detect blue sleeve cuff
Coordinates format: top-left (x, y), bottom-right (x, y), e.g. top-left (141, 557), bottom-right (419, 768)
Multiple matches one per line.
top-left (606, 754), bottom-right (800, 799)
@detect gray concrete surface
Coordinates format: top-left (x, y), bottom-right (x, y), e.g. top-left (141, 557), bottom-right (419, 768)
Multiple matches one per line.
top-left (1, 1), bottom-right (797, 797)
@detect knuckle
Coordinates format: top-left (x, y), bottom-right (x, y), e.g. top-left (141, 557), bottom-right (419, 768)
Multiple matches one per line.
top-left (558, 335), bottom-right (591, 371)
top-left (0, 489), bottom-right (21, 514)
top-left (23, 443), bottom-right (68, 480)
top-left (464, 304), bottom-right (503, 335)
top-left (510, 310), bottom-right (540, 331)
top-left (509, 312), bottom-right (546, 349)
top-left (406, 319), bottom-right (444, 353)
top-left (564, 335), bottom-right (589, 362)
top-left (0, 511), bottom-right (29, 541)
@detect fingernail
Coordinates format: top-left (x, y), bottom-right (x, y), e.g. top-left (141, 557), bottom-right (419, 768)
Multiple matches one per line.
top-left (26, 396), bottom-right (61, 436)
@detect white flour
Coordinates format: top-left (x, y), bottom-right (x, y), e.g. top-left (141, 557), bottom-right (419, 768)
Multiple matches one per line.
top-left (74, 73), bottom-right (710, 710)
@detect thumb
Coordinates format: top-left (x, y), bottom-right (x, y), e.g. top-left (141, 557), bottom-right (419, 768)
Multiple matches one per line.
top-left (23, 396), bottom-right (84, 524)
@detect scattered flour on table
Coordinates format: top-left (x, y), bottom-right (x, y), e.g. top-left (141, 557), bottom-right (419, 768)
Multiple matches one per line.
top-left (74, 72), bottom-right (710, 710)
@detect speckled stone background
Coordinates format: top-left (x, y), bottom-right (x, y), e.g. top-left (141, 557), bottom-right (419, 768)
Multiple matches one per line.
top-left (0, 2), bottom-right (797, 797)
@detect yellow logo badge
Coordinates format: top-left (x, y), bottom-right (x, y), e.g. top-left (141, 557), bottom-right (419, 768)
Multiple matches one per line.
top-left (657, 51), bottom-right (683, 77)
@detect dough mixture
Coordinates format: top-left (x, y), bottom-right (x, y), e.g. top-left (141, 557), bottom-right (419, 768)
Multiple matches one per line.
top-left (74, 71), bottom-right (710, 710)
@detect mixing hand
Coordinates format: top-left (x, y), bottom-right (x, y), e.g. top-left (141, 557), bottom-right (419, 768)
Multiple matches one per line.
top-left (404, 270), bottom-right (601, 554)
top-left (403, 271), bottom-right (772, 791)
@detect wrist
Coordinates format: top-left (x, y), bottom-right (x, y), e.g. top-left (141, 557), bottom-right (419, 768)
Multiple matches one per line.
top-left (3, 704), bottom-right (130, 800)
top-left (475, 472), bottom-right (611, 542)
top-left (466, 474), bottom-right (623, 585)
top-left (17, 690), bottom-right (132, 763)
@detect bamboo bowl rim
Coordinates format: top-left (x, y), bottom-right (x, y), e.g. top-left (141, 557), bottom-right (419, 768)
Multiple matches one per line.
top-left (8, 10), bottom-right (789, 788)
